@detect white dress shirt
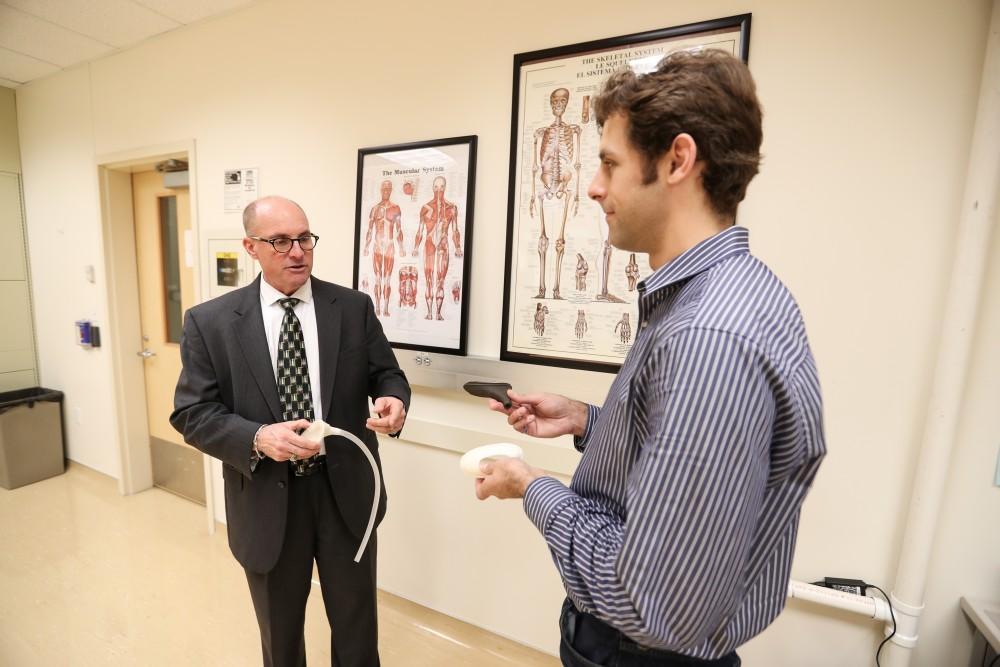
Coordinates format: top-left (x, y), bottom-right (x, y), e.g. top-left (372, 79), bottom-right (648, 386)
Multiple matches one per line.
top-left (259, 277), bottom-right (325, 455)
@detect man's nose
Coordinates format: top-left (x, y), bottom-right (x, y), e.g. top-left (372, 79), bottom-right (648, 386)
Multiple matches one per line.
top-left (588, 173), bottom-right (604, 201)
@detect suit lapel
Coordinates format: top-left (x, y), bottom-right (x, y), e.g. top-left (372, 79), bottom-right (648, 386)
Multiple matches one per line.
top-left (233, 277), bottom-right (284, 423)
top-left (313, 278), bottom-right (341, 421)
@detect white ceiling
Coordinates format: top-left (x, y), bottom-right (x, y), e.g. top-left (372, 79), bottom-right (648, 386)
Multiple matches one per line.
top-left (0, 0), bottom-right (258, 88)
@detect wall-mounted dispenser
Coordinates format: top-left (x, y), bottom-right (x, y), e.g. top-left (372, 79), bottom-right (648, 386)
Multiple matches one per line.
top-left (75, 320), bottom-right (101, 348)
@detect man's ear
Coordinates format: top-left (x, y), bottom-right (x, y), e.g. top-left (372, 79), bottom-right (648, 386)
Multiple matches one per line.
top-left (663, 133), bottom-right (699, 184)
top-left (243, 237), bottom-right (258, 259)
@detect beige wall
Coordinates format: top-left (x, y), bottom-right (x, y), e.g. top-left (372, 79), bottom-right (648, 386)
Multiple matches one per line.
top-left (916, 219), bottom-right (1000, 667)
top-left (17, 69), bottom-right (117, 471)
top-left (0, 86), bottom-right (20, 173)
top-left (14, 0), bottom-right (999, 663)
top-left (0, 85), bottom-right (37, 392)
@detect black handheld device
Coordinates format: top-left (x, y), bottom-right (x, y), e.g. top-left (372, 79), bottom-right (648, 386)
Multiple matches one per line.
top-left (462, 381), bottom-right (513, 409)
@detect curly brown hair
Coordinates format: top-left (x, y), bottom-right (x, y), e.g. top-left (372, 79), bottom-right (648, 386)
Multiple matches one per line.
top-left (593, 48), bottom-right (762, 220)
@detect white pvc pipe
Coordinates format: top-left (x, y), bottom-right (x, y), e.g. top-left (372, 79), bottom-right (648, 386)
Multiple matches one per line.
top-left (884, 2), bottom-right (1000, 664)
top-left (787, 581), bottom-right (894, 623)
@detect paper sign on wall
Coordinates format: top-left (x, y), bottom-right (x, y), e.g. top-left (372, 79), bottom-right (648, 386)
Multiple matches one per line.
top-left (224, 167), bottom-right (259, 212)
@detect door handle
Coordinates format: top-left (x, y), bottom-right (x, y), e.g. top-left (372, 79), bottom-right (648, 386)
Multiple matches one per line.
top-left (137, 348), bottom-right (157, 359)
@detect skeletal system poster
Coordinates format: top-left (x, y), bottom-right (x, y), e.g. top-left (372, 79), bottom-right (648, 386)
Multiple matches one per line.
top-left (502, 20), bottom-right (747, 371)
top-left (354, 137), bottom-right (475, 355)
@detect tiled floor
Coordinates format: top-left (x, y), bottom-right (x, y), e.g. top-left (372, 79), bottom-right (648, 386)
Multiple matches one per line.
top-left (0, 463), bottom-right (559, 666)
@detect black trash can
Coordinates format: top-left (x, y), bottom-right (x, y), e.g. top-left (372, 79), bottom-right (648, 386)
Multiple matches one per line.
top-left (0, 387), bottom-right (66, 490)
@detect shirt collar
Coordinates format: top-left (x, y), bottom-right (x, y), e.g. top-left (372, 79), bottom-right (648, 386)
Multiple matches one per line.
top-left (639, 225), bottom-right (750, 297)
top-left (259, 276), bottom-right (313, 307)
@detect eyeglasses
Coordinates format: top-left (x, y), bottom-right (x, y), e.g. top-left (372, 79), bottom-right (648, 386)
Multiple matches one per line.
top-left (249, 234), bottom-right (319, 253)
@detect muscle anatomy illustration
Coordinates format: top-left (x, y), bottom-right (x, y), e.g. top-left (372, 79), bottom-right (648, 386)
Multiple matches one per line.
top-left (363, 180), bottom-right (405, 317)
top-left (398, 265), bottom-right (418, 308)
top-left (530, 88), bottom-right (582, 300)
top-left (413, 176), bottom-right (463, 320)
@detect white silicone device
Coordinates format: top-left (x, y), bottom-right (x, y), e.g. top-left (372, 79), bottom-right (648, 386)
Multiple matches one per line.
top-left (302, 420), bottom-right (380, 563)
top-left (459, 443), bottom-right (524, 477)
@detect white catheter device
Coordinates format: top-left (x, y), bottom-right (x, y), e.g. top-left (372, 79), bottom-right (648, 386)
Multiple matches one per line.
top-left (459, 443), bottom-right (524, 477)
top-left (302, 420), bottom-right (379, 563)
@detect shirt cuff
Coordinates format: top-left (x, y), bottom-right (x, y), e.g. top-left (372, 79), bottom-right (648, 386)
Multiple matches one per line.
top-left (249, 423), bottom-right (267, 473)
top-left (523, 476), bottom-right (575, 535)
top-left (572, 403), bottom-right (601, 452)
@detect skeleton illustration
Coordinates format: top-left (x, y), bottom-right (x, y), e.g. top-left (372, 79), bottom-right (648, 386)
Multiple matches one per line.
top-left (596, 239), bottom-right (626, 303)
top-left (574, 309), bottom-right (587, 339)
top-left (626, 253), bottom-right (640, 291)
top-left (413, 176), bottom-right (462, 320)
top-left (363, 180), bottom-right (405, 317)
top-left (398, 265), bottom-right (418, 308)
top-left (533, 303), bottom-right (549, 336)
top-left (530, 88), bottom-right (582, 300)
top-left (615, 312), bottom-right (631, 344)
top-left (581, 95), bottom-right (591, 124)
top-left (575, 253), bottom-right (589, 291)
top-left (451, 280), bottom-right (461, 304)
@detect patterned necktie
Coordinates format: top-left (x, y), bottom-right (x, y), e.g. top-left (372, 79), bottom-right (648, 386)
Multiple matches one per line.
top-left (277, 297), bottom-right (318, 475)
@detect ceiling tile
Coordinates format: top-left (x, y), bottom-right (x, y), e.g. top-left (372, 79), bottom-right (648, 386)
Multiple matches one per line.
top-left (3, 0), bottom-right (180, 48)
top-left (132, 0), bottom-right (254, 25)
top-left (0, 46), bottom-right (59, 84)
top-left (0, 6), bottom-right (114, 67)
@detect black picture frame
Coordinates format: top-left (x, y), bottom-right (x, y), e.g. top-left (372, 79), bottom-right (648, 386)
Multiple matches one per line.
top-left (353, 135), bottom-right (477, 356)
top-left (500, 15), bottom-right (751, 372)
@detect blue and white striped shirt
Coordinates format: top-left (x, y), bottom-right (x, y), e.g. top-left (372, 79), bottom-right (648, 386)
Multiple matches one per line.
top-left (524, 225), bottom-right (825, 659)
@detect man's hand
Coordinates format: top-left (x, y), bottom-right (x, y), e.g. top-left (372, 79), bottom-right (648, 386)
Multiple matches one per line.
top-left (475, 457), bottom-right (544, 500)
top-left (366, 396), bottom-right (406, 434)
top-left (488, 390), bottom-right (589, 438)
top-left (255, 420), bottom-right (320, 461)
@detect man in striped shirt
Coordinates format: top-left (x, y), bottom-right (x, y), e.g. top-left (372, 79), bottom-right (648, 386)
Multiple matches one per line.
top-left (476, 49), bottom-right (825, 666)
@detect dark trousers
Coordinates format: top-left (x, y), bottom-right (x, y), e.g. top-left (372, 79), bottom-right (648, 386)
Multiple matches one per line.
top-left (245, 469), bottom-right (379, 667)
top-left (559, 598), bottom-right (740, 667)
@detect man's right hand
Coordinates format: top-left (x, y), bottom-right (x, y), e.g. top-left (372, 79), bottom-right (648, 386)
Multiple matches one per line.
top-left (255, 420), bottom-right (321, 461)
top-left (488, 390), bottom-right (589, 439)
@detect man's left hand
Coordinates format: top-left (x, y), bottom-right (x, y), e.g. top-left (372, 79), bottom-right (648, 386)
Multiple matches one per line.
top-left (475, 457), bottom-right (543, 500)
top-left (366, 396), bottom-right (406, 435)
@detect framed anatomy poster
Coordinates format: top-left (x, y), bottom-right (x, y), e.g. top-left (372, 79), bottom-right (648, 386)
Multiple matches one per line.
top-left (500, 15), bottom-right (751, 372)
top-left (353, 136), bottom-right (477, 356)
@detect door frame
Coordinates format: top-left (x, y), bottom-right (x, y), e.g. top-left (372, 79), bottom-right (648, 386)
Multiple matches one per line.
top-left (96, 140), bottom-right (216, 534)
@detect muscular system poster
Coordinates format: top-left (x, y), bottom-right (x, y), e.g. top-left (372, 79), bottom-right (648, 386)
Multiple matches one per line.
top-left (354, 137), bottom-right (476, 355)
top-left (502, 18), bottom-right (748, 371)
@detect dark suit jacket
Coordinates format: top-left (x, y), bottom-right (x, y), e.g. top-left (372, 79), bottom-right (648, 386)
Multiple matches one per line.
top-left (170, 276), bottom-right (411, 574)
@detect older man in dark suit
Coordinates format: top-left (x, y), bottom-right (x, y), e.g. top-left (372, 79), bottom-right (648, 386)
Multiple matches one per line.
top-left (171, 195), bottom-right (410, 666)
